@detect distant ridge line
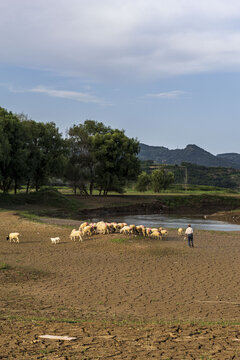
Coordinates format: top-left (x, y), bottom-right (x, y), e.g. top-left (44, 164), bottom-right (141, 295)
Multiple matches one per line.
top-left (138, 143), bottom-right (240, 169)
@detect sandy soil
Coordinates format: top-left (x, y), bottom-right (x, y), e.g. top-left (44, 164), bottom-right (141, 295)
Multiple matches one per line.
top-left (1, 211), bottom-right (240, 359)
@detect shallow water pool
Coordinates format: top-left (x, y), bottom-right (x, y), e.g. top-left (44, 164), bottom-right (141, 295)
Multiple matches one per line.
top-left (91, 214), bottom-right (240, 231)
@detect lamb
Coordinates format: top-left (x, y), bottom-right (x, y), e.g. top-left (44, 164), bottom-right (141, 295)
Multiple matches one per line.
top-left (178, 228), bottom-right (184, 236)
top-left (51, 237), bottom-right (60, 244)
top-left (70, 229), bottom-right (83, 242)
top-left (6, 232), bottom-right (20, 243)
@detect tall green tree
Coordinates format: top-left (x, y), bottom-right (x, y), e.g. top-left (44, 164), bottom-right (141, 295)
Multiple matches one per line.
top-left (0, 108), bottom-right (28, 193)
top-left (151, 168), bottom-right (174, 192)
top-left (93, 129), bottom-right (140, 195)
top-left (67, 121), bottom-right (140, 195)
top-left (21, 119), bottom-right (67, 192)
top-left (66, 120), bottom-right (109, 195)
top-left (135, 171), bottom-right (151, 192)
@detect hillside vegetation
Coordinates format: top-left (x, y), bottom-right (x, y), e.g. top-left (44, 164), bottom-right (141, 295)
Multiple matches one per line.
top-left (141, 162), bottom-right (240, 190)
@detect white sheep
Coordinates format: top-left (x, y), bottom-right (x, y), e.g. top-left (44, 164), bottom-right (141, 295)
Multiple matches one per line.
top-left (6, 232), bottom-right (20, 243)
top-left (79, 222), bottom-right (88, 231)
top-left (145, 228), bottom-right (152, 237)
top-left (160, 229), bottom-right (168, 236)
top-left (120, 225), bottom-right (131, 235)
top-left (70, 229), bottom-right (83, 242)
top-left (178, 228), bottom-right (184, 236)
top-left (136, 225), bottom-right (145, 236)
top-left (51, 237), bottom-right (60, 244)
top-left (129, 224), bottom-right (137, 235)
top-left (96, 222), bottom-right (109, 235)
top-left (150, 230), bottom-right (162, 240)
top-left (82, 225), bottom-right (95, 236)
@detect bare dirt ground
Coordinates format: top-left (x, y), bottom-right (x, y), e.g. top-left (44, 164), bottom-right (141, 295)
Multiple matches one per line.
top-left (1, 211), bottom-right (240, 359)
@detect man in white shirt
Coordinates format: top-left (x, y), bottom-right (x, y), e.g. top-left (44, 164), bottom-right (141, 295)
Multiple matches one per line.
top-left (185, 224), bottom-right (194, 248)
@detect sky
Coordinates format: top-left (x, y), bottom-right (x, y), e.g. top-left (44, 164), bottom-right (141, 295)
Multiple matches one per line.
top-left (1, 0), bottom-right (240, 155)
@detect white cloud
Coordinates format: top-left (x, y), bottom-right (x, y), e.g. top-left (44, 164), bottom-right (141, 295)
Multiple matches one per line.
top-left (1, 0), bottom-right (240, 80)
top-left (8, 84), bottom-right (111, 105)
top-left (31, 87), bottom-right (111, 105)
top-left (144, 90), bottom-right (187, 99)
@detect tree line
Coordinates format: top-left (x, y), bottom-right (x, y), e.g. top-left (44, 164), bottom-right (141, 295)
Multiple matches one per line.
top-left (135, 169), bottom-right (174, 192)
top-left (139, 161), bottom-right (240, 190)
top-left (0, 107), bottom-right (140, 194)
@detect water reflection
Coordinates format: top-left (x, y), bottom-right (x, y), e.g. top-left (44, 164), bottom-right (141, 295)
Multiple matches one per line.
top-left (92, 214), bottom-right (240, 232)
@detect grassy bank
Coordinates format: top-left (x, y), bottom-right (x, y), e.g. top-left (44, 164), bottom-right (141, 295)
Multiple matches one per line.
top-left (1, 188), bottom-right (240, 220)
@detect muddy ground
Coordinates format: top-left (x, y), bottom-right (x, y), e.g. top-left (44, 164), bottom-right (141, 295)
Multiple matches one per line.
top-left (1, 211), bottom-right (240, 359)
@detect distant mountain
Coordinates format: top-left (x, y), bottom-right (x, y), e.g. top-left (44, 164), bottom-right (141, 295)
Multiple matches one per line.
top-left (139, 143), bottom-right (240, 168)
top-left (216, 153), bottom-right (240, 168)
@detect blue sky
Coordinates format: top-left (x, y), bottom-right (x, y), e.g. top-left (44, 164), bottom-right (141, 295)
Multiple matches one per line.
top-left (1, 0), bottom-right (240, 154)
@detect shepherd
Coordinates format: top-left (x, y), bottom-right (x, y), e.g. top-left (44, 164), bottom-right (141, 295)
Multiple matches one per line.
top-left (185, 224), bottom-right (194, 248)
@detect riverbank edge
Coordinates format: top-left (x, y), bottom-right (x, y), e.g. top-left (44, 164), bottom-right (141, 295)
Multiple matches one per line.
top-left (18, 200), bottom-right (240, 226)
top-left (2, 190), bottom-right (240, 225)
top-left (73, 195), bottom-right (240, 224)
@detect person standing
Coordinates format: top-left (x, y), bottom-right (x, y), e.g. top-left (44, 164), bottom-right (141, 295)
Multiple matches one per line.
top-left (185, 224), bottom-right (194, 248)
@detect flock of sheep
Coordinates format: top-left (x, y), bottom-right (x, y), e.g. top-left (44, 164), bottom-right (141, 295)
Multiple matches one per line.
top-left (6, 222), bottom-right (186, 245)
top-left (68, 221), bottom-right (170, 243)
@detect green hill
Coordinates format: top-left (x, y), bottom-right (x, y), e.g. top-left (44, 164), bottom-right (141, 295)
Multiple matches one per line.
top-left (139, 143), bottom-right (240, 168)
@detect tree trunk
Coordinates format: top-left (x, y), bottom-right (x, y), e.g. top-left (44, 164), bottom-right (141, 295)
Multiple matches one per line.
top-left (2, 178), bottom-right (11, 193)
top-left (26, 180), bottom-right (30, 193)
top-left (89, 181), bottom-right (94, 195)
top-left (83, 186), bottom-right (89, 196)
top-left (14, 181), bottom-right (17, 194)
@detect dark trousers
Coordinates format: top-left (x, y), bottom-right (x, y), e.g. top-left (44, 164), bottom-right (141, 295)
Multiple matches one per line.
top-left (188, 234), bottom-right (194, 247)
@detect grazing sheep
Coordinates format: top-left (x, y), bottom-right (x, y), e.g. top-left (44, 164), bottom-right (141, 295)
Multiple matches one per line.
top-left (96, 222), bottom-right (109, 235)
top-left (104, 223), bottom-right (113, 233)
top-left (111, 223), bottom-right (120, 232)
top-left (145, 228), bottom-right (152, 237)
top-left (160, 229), bottom-right (168, 236)
top-left (178, 228), bottom-right (184, 236)
top-left (70, 229), bottom-right (83, 242)
top-left (117, 222), bottom-right (127, 230)
top-left (82, 225), bottom-right (95, 237)
top-left (89, 223), bottom-right (97, 235)
top-left (150, 230), bottom-right (162, 240)
top-left (120, 225), bottom-right (131, 235)
top-left (136, 225), bottom-right (145, 236)
top-left (151, 228), bottom-right (159, 233)
top-left (79, 222), bottom-right (88, 231)
top-left (129, 224), bottom-right (137, 235)
top-left (6, 232), bottom-right (20, 243)
top-left (51, 237), bottom-right (60, 244)
top-left (110, 222), bottom-right (118, 232)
